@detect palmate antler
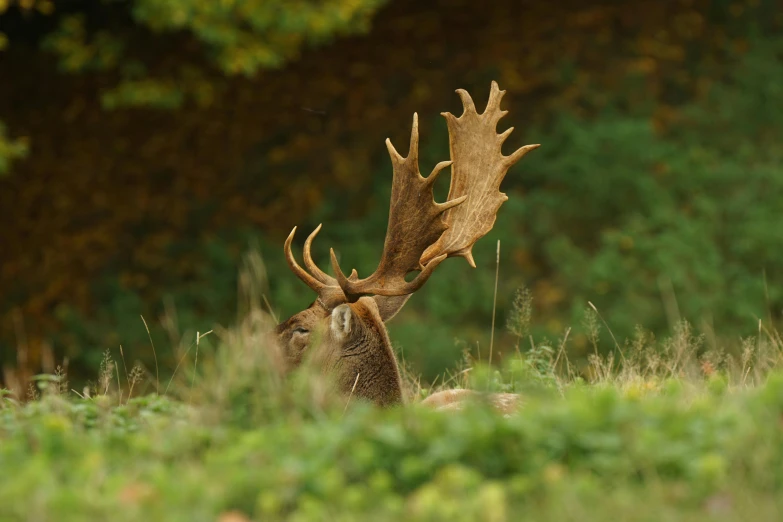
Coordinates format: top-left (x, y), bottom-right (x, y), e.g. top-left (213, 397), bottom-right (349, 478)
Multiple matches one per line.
top-left (420, 81), bottom-right (540, 266)
top-left (285, 112), bottom-right (464, 304)
top-left (328, 113), bottom-right (467, 300)
top-left (285, 81), bottom-right (539, 305)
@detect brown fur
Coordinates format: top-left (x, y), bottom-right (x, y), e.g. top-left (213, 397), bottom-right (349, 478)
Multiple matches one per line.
top-left (274, 303), bottom-right (524, 412)
top-left (275, 297), bottom-right (404, 406)
top-left (421, 389), bottom-right (522, 415)
top-left (273, 301), bottom-right (329, 371)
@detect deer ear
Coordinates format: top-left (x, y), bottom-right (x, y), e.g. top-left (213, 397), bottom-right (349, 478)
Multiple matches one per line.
top-left (330, 304), bottom-right (353, 339)
top-left (373, 295), bottom-right (412, 323)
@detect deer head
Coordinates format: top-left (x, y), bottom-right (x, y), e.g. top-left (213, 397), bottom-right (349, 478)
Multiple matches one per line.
top-left (274, 81), bottom-right (539, 407)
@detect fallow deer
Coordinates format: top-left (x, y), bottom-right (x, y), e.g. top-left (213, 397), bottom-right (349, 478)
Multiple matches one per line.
top-left (274, 81), bottom-right (539, 411)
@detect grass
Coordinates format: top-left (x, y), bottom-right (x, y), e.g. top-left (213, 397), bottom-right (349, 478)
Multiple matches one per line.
top-left (2, 284), bottom-right (783, 521)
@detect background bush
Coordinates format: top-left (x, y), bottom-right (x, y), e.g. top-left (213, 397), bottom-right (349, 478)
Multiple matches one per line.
top-left (1, 0), bottom-right (781, 385)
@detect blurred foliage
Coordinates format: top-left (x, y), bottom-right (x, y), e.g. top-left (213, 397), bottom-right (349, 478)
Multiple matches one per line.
top-left (42, 15), bottom-right (126, 73)
top-left (1, 0), bottom-right (782, 383)
top-left (517, 35), bottom-right (783, 341)
top-left (0, 0), bottom-right (388, 155)
top-left (4, 341), bottom-right (783, 520)
top-left (0, 1), bottom-right (51, 172)
top-left (0, 0), bottom-right (53, 18)
top-left (40, 0), bottom-right (388, 108)
top-left (0, 1), bottom-right (34, 175)
top-left (0, 122), bottom-right (27, 175)
top-left (128, 0), bottom-right (387, 74)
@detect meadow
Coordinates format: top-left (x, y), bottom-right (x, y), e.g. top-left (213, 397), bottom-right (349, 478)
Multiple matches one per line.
top-left (2, 287), bottom-right (783, 522)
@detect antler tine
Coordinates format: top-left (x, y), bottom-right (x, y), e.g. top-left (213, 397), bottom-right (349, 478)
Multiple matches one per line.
top-left (385, 112), bottom-right (420, 166)
top-left (420, 81), bottom-right (540, 268)
top-left (425, 160), bottom-right (453, 189)
top-left (483, 80), bottom-right (509, 125)
top-left (303, 223), bottom-right (337, 285)
top-left (456, 89), bottom-right (477, 115)
top-left (408, 112), bottom-right (419, 163)
top-left (505, 143), bottom-right (541, 167)
top-left (284, 227), bottom-right (327, 292)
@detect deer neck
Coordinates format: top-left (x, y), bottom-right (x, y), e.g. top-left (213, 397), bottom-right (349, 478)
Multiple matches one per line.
top-left (332, 303), bottom-right (404, 407)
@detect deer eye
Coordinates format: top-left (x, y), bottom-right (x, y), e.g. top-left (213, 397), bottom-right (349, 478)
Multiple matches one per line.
top-left (292, 326), bottom-right (309, 335)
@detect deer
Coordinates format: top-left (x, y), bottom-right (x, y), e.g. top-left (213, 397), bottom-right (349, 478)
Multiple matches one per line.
top-left (273, 81), bottom-right (539, 411)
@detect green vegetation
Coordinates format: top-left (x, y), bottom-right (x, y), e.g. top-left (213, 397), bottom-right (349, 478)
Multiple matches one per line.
top-left (0, 121), bottom-right (27, 175)
top-left (2, 0), bottom-right (387, 110)
top-left (2, 299), bottom-right (783, 521)
top-left (41, 0), bottom-right (388, 108)
top-left (0, 0), bottom-right (384, 178)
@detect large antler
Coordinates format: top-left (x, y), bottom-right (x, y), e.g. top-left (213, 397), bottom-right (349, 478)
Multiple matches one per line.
top-left (286, 81), bottom-right (539, 305)
top-left (420, 81), bottom-right (540, 266)
top-left (328, 113), bottom-right (467, 300)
